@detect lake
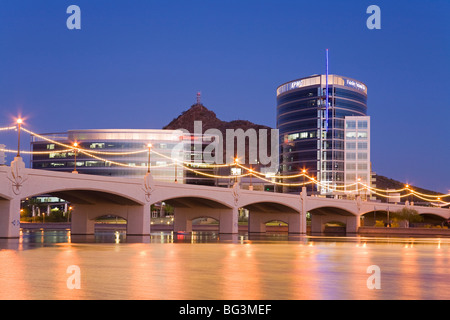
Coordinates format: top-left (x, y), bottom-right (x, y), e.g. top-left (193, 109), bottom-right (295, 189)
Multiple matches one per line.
top-left (0, 229), bottom-right (449, 300)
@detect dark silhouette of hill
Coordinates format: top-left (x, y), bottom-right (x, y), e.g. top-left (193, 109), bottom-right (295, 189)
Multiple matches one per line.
top-left (163, 103), bottom-right (274, 164)
top-left (374, 174), bottom-right (448, 204)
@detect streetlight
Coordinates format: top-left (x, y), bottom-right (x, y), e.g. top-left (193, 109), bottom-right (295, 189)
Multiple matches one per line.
top-left (72, 142), bottom-right (78, 173)
top-left (147, 143), bottom-right (152, 173)
top-left (68, 206), bottom-right (73, 222)
top-left (16, 118), bottom-right (23, 157)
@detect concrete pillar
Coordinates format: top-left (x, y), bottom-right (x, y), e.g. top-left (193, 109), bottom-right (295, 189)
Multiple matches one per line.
top-left (173, 207), bottom-right (238, 234)
top-left (300, 187), bottom-right (307, 234)
top-left (0, 198), bottom-right (21, 238)
top-left (346, 215), bottom-right (361, 234)
top-left (248, 212), bottom-right (266, 233)
top-left (288, 213), bottom-right (302, 234)
top-left (71, 204), bottom-right (96, 235)
top-left (310, 215), bottom-right (323, 233)
top-left (173, 207), bottom-right (193, 232)
top-left (219, 207), bottom-right (238, 234)
top-left (127, 204), bottom-right (151, 236)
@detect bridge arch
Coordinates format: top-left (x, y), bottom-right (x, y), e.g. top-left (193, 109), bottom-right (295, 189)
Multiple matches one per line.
top-left (418, 213), bottom-right (448, 225)
top-left (21, 188), bottom-right (144, 206)
top-left (242, 201), bottom-right (299, 214)
top-left (244, 201), bottom-right (301, 234)
top-left (418, 211), bottom-right (449, 220)
top-left (360, 210), bottom-right (390, 227)
top-left (0, 193), bottom-right (12, 201)
top-left (309, 206), bottom-right (359, 234)
top-left (158, 195), bottom-right (233, 210)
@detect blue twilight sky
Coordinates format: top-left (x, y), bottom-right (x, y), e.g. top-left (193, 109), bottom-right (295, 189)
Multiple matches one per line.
top-left (0, 0), bottom-right (449, 192)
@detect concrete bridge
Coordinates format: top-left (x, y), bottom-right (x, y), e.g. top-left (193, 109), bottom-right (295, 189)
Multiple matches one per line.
top-left (0, 157), bottom-right (449, 239)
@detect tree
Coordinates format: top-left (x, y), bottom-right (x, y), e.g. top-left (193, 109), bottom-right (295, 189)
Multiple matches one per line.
top-left (391, 207), bottom-right (423, 227)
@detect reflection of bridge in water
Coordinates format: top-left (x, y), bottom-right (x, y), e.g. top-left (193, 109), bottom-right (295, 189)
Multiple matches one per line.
top-left (1, 157), bottom-right (449, 239)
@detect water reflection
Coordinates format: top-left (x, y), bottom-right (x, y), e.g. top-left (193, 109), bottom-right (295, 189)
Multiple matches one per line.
top-left (0, 230), bottom-right (449, 299)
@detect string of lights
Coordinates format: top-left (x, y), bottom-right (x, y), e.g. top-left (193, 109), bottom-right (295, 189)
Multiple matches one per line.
top-left (3, 124), bottom-right (449, 203)
top-left (75, 148), bottom-right (174, 169)
top-left (236, 162), bottom-right (361, 189)
top-left (21, 127), bottom-right (149, 156)
top-left (0, 126), bottom-right (17, 132)
top-left (0, 147), bottom-right (74, 155)
top-left (151, 148), bottom-right (236, 168)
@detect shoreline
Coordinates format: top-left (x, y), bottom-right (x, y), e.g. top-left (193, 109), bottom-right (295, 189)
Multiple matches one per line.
top-left (19, 222), bottom-right (450, 236)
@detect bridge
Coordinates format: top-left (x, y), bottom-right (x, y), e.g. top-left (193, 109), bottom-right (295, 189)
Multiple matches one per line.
top-left (0, 157), bottom-right (449, 239)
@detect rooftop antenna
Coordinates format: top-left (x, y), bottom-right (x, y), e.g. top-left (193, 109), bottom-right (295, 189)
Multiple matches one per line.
top-left (197, 91), bottom-right (201, 105)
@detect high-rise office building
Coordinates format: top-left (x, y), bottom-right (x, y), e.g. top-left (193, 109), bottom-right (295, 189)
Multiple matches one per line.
top-left (343, 116), bottom-right (371, 198)
top-left (277, 74), bottom-right (369, 194)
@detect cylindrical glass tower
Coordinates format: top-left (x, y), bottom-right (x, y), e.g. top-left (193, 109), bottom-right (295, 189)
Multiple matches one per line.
top-left (276, 74), bottom-right (368, 194)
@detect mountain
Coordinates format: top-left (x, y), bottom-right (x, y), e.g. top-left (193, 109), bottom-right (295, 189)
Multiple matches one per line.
top-left (373, 174), bottom-right (448, 204)
top-left (164, 103), bottom-right (271, 135)
top-left (163, 103), bottom-right (274, 164)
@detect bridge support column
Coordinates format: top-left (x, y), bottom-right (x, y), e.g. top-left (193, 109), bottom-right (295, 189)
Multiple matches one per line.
top-left (310, 214), bottom-right (360, 234)
top-left (0, 198), bottom-right (21, 238)
top-left (126, 204), bottom-right (151, 236)
top-left (288, 213), bottom-right (302, 234)
top-left (310, 215), bottom-right (324, 234)
top-left (248, 211), bottom-right (302, 234)
top-left (299, 187), bottom-right (307, 234)
top-left (219, 207), bottom-right (238, 234)
top-left (71, 204), bottom-right (96, 235)
top-left (248, 212), bottom-right (266, 233)
top-left (173, 207), bottom-right (238, 234)
top-left (173, 208), bottom-right (193, 232)
top-left (346, 215), bottom-right (361, 234)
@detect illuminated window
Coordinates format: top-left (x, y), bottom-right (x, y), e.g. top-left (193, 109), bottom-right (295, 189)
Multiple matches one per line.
top-left (49, 153), bottom-right (67, 159)
top-left (357, 132), bottom-right (367, 139)
top-left (346, 132), bottom-right (356, 139)
top-left (90, 143), bottom-right (105, 149)
top-left (231, 168), bottom-right (242, 176)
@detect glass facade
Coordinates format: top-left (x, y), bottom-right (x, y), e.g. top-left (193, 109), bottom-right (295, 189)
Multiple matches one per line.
top-left (276, 74), bottom-right (368, 194)
top-left (31, 129), bottom-right (218, 185)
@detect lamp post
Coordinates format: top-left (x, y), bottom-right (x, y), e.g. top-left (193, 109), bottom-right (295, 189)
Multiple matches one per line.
top-left (147, 143), bottom-right (152, 174)
top-left (72, 142), bottom-right (78, 173)
top-left (16, 118), bottom-right (22, 157)
top-left (68, 206), bottom-right (73, 222)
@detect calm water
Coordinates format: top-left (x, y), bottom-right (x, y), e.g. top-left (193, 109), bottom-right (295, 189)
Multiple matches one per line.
top-left (0, 229), bottom-right (449, 300)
